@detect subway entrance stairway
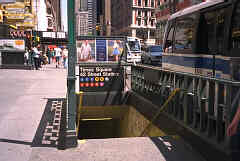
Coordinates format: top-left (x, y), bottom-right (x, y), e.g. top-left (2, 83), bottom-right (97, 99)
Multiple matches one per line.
top-left (70, 90), bottom-right (229, 161)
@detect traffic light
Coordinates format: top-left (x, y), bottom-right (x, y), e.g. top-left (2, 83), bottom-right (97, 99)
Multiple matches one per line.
top-left (96, 25), bottom-right (101, 31)
top-left (96, 25), bottom-right (100, 36)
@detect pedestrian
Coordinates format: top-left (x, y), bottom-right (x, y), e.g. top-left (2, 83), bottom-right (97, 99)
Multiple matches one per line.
top-left (24, 48), bottom-right (29, 65)
top-left (51, 48), bottom-right (55, 64)
top-left (227, 105), bottom-right (240, 161)
top-left (54, 47), bottom-right (62, 68)
top-left (32, 46), bottom-right (40, 70)
top-left (62, 46), bottom-right (68, 68)
top-left (46, 48), bottom-right (52, 64)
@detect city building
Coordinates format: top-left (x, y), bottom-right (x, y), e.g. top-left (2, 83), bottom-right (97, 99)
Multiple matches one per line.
top-left (0, 0), bottom-right (62, 35)
top-left (100, 0), bottom-right (111, 36)
top-left (155, 0), bottom-right (205, 44)
top-left (75, 0), bottom-right (97, 35)
top-left (0, 0), bottom-right (35, 30)
top-left (76, 11), bottom-right (88, 36)
top-left (45, 0), bottom-right (62, 31)
top-left (33, 0), bottom-right (48, 31)
top-left (111, 0), bottom-right (157, 46)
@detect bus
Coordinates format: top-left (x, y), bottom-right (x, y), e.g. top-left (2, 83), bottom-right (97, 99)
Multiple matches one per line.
top-left (125, 37), bottom-right (141, 63)
top-left (162, 0), bottom-right (240, 81)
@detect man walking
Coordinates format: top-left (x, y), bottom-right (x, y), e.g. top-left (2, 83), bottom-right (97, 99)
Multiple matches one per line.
top-left (54, 47), bottom-right (62, 68)
top-left (62, 46), bottom-right (68, 69)
top-left (32, 46), bottom-right (40, 70)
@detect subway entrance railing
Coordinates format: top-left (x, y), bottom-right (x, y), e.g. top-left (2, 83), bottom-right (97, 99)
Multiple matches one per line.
top-left (130, 64), bottom-right (240, 160)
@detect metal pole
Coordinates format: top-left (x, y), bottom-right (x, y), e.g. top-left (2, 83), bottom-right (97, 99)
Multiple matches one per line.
top-left (66, 0), bottom-right (77, 148)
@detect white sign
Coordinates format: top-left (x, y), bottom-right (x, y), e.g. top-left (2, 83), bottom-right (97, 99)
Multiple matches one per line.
top-left (42, 32), bottom-right (56, 38)
top-left (0, 39), bottom-right (25, 51)
top-left (57, 32), bottom-right (65, 38)
top-left (0, 0), bottom-right (16, 4)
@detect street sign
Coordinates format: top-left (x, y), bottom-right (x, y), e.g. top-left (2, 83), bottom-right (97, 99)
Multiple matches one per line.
top-left (79, 65), bottom-right (124, 92)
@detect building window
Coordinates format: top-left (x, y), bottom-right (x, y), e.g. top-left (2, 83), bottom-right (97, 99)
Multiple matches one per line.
top-left (138, 19), bottom-right (141, 26)
top-left (144, 19), bottom-right (148, 26)
top-left (138, 11), bottom-right (141, 17)
top-left (151, 20), bottom-right (154, 26)
top-left (138, 0), bottom-right (141, 6)
top-left (151, 11), bottom-right (154, 17)
top-left (145, 11), bottom-right (148, 17)
top-left (150, 30), bottom-right (155, 38)
top-left (151, 0), bottom-right (154, 7)
top-left (145, 0), bottom-right (148, 7)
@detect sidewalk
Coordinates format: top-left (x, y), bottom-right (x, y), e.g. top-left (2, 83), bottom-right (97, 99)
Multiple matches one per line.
top-left (0, 64), bottom-right (67, 161)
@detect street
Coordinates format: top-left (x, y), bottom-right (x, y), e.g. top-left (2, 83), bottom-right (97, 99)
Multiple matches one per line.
top-left (0, 64), bottom-right (67, 161)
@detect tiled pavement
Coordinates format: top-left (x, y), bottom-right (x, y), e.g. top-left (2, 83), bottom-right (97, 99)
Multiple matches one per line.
top-left (42, 100), bottom-right (62, 146)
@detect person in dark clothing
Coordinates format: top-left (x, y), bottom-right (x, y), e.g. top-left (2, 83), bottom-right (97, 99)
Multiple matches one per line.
top-left (46, 48), bottom-right (51, 64)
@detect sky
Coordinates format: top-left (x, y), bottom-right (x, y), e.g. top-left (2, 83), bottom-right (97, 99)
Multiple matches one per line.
top-left (61, 0), bottom-right (68, 31)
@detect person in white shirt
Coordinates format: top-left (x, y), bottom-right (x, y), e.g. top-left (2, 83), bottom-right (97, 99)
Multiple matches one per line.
top-left (54, 47), bottom-right (62, 68)
top-left (32, 46), bottom-right (40, 70)
top-left (24, 48), bottom-right (29, 65)
top-left (78, 40), bottom-right (92, 62)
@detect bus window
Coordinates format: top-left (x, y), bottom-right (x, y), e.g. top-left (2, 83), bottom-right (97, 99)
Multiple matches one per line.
top-left (164, 23), bottom-right (174, 53)
top-left (203, 8), bottom-right (226, 55)
top-left (230, 2), bottom-right (240, 54)
top-left (128, 40), bottom-right (140, 51)
top-left (196, 15), bottom-right (208, 53)
top-left (174, 14), bottom-right (197, 53)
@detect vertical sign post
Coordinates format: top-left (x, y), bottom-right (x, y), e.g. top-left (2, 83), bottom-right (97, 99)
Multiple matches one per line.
top-left (66, 0), bottom-right (77, 148)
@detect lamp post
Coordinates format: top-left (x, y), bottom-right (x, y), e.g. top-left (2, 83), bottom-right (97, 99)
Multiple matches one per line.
top-left (66, 0), bottom-right (78, 148)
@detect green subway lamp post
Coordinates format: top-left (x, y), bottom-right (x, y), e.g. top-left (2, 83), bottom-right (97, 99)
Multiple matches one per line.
top-left (65, 0), bottom-right (78, 148)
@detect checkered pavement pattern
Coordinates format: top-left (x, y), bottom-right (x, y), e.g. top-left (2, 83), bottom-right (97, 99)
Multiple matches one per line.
top-left (41, 100), bottom-right (63, 146)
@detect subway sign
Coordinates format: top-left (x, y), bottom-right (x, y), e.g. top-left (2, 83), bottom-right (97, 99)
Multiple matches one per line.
top-left (79, 65), bottom-right (124, 92)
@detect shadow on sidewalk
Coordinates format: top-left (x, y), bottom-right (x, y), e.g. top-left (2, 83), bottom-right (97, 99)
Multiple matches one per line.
top-left (0, 138), bottom-right (32, 146)
top-left (31, 98), bottom-right (66, 148)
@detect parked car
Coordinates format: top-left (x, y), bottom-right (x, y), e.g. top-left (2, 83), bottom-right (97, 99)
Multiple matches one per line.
top-left (141, 45), bottom-right (163, 65)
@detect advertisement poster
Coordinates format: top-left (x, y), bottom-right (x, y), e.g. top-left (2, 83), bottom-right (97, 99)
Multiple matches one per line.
top-left (0, 39), bottom-right (25, 52)
top-left (96, 39), bottom-right (107, 61)
top-left (77, 40), bottom-right (95, 63)
top-left (107, 40), bottom-right (124, 62)
top-left (76, 39), bottom-right (124, 63)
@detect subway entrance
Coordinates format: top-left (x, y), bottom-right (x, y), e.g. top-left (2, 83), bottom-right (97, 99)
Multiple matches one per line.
top-left (77, 106), bottom-right (166, 140)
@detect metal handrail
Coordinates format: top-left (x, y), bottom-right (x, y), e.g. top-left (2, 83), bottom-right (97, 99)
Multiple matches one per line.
top-left (76, 91), bottom-right (83, 137)
top-left (140, 88), bottom-right (180, 136)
